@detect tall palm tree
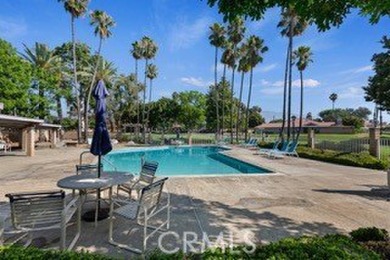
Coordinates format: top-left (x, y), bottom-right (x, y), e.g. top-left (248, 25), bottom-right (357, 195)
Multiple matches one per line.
top-left (235, 44), bottom-right (251, 143)
top-left (244, 36), bottom-right (268, 141)
top-left (21, 43), bottom-right (61, 118)
top-left (84, 10), bottom-right (115, 141)
top-left (140, 36), bottom-right (158, 142)
top-left (219, 38), bottom-right (230, 135)
top-left (227, 16), bottom-right (245, 143)
top-left (278, 6), bottom-right (307, 142)
top-left (58, 0), bottom-right (89, 143)
top-left (293, 46), bottom-right (313, 141)
top-left (329, 93), bottom-right (338, 110)
top-left (131, 41), bottom-right (143, 129)
top-left (209, 23), bottom-right (226, 139)
top-left (146, 63), bottom-right (158, 131)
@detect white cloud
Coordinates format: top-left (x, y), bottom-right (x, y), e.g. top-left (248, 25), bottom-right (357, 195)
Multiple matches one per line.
top-left (0, 17), bottom-right (27, 38)
top-left (180, 77), bottom-right (212, 88)
top-left (256, 63), bottom-right (278, 73)
top-left (260, 78), bottom-right (320, 95)
top-left (339, 87), bottom-right (364, 99)
top-left (340, 65), bottom-right (373, 74)
top-left (168, 16), bottom-right (211, 51)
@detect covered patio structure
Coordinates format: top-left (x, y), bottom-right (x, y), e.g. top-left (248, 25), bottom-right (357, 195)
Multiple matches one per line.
top-left (0, 114), bottom-right (61, 157)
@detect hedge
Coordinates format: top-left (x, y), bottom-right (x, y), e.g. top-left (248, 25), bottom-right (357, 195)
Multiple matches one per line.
top-left (297, 147), bottom-right (389, 170)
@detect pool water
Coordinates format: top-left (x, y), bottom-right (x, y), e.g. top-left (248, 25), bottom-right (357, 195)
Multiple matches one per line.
top-left (103, 146), bottom-right (271, 176)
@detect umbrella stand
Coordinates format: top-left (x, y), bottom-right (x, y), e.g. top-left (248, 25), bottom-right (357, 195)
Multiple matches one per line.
top-left (82, 155), bottom-right (109, 222)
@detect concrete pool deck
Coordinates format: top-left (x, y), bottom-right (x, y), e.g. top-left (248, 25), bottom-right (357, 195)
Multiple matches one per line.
top-left (0, 146), bottom-right (389, 257)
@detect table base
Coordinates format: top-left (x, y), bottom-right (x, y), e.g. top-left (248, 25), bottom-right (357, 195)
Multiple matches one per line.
top-left (82, 208), bottom-right (110, 222)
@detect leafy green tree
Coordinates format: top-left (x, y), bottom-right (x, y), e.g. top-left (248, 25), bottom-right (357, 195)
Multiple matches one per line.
top-left (244, 35), bottom-right (268, 141)
top-left (363, 36), bottom-right (390, 111)
top-left (278, 6), bottom-right (308, 142)
top-left (206, 79), bottom-right (232, 131)
top-left (352, 107), bottom-right (372, 120)
top-left (329, 93), bottom-right (338, 110)
top-left (293, 45), bottom-right (313, 141)
top-left (318, 108), bottom-right (371, 128)
top-left (149, 97), bottom-right (180, 140)
top-left (21, 42), bottom-right (61, 119)
top-left (175, 91), bottom-right (207, 144)
top-left (0, 39), bottom-right (32, 116)
top-left (342, 116), bottom-right (364, 130)
top-left (58, 0), bottom-right (89, 143)
top-left (227, 16), bottom-right (245, 143)
top-left (209, 23), bottom-right (226, 138)
top-left (85, 10), bottom-right (115, 141)
top-left (206, 0), bottom-right (389, 31)
top-left (248, 106), bottom-right (265, 128)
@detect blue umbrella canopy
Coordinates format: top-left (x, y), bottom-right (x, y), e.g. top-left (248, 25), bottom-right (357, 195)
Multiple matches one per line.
top-left (90, 80), bottom-right (112, 157)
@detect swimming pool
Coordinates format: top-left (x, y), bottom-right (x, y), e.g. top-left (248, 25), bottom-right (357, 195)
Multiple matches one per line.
top-left (103, 146), bottom-right (272, 176)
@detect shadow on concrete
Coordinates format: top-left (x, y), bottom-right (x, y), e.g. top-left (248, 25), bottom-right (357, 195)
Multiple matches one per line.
top-left (313, 188), bottom-right (390, 201)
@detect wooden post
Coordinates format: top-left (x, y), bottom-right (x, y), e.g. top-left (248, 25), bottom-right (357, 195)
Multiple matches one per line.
top-left (369, 128), bottom-right (380, 159)
top-left (307, 128), bottom-right (315, 149)
top-left (21, 129), bottom-right (27, 151)
top-left (26, 127), bottom-right (35, 157)
top-left (51, 129), bottom-right (57, 148)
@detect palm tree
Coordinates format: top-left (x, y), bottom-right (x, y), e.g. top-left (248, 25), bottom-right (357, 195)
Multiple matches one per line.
top-left (235, 44), bottom-right (251, 143)
top-left (146, 63), bottom-right (158, 133)
top-left (244, 36), bottom-right (268, 141)
top-left (329, 93), bottom-right (338, 110)
top-left (293, 46), bottom-right (313, 141)
top-left (209, 23), bottom-right (226, 139)
top-left (227, 16), bottom-right (245, 143)
top-left (220, 39), bottom-right (230, 135)
top-left (58, 0), bottom-right (89, 143)
top-left (21, 43), bottom-right (62, 118)
top-left (84, 10), bottom-right (115, 141)
top-left (277, 6), bottom-right (307, 142)
top-left (131, 41), bottom-right (143, 129)
top-left (140, 36), bottom-right (158, 142)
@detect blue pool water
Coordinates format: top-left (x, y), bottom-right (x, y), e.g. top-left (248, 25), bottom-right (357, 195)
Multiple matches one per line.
top-left (103, 146), bottom-right (271, 176)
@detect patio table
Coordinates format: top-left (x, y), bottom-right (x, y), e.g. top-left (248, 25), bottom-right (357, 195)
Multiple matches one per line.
top-left (57, 171), bottom-right (134, 223)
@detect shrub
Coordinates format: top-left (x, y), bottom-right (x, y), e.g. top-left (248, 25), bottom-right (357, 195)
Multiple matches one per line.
top-left (148, 234), bottom-right (380, 260)
top-left (363, 241), bottom-right (390, 259)
top-left (0, 246), bottom-right (111, 260)
top-left (258, 141), bottom-right (274, 149)
top-left (297, 147), bottom-right (390, 170)
top-left (350, 227), bottom-right (389, 243)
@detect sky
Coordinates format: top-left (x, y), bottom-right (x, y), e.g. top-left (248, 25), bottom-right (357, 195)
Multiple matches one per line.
top-left (0, 0), bottom-right (389, 121)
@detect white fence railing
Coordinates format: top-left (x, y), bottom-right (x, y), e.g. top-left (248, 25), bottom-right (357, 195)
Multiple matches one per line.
top-left (315, 138), bottom-right (370, 154)
top-left (380, 138), bottom-right (390, 160)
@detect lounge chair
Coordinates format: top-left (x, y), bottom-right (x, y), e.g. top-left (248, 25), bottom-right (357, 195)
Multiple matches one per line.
top-left (0, 190), bottom-right (81, 250)
top-left (269, 141), bottom-right (299, 158)
top-left (0, 141), bottom-right (11, 153)
top-left (117, 160), bottom-right (159, 198)
top-left (240, 138), bottom-right (258, 148)
top-left (109, 177), bottom-right (170, 254)
top-left (257, 140), bottom-right (286, 155)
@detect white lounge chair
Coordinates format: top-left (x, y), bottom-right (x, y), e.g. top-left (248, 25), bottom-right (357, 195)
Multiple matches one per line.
top-left (0, 190), bottom-right (81, 250)
top-left (240, 138), bottom-right (258, 148)
top-left (109, 177), bottom-right (170, 254)
top-left (269, 141), bottom-right (299, 158)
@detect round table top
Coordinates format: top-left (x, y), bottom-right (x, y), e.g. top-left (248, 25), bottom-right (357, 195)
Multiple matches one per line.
top-left (57, 171), bottom-right (134, 190)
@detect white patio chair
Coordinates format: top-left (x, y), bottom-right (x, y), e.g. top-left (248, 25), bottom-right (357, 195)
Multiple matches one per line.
top-left (0, 190), bottom-right (81, 250)
top-left (108, 177), bottom-right (170, 254)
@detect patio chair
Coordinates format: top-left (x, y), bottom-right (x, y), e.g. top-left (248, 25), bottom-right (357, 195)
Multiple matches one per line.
top-left (257, 140), bottom-right (284, 155)
top-left (117, 160), bottom-right (159, 198)
top-left (0, 190), bottom-right (81, 250)
top-left (240, 138), bottom-right (258, 148)
top-left (0, 141), bottom-right (11, 153)
top-left (269, 141), bottom-right (299, 158)
top-left (108, 177), bottom-right (170, 254)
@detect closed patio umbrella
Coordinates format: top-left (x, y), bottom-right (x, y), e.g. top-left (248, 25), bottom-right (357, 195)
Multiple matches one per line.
top-left (84, 79), bottom-right (112, 221)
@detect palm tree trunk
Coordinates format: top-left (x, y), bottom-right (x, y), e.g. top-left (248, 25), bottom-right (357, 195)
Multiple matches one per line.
top-left (286, 33), bottom-right (293, 142)
top-left (280, 44), bottom-right (290, 141)
top-left (135, 59), bottom-right (140, 134)
top-left (332, 101), bottom-right (334, 110)
top-left (296, 71), bottom-right (303, 142)
top-left (245, 68), bottom-right (253, 142)
top-left (142, 59), bottom-right (148, 143)
top-left (85, 37), bottom-right (102, 142)
top-left (214, 47), bottom-right (220, 141)
top-left (71, 15), bottom-right (82, 143)
top-left (230, 66), bottom-right (235, 144)
top-left (146, 78), bottom-right (153, 133)
top-left (221, 64), bottom-right (227, 136)
top-left (56, 95), bottom-right (62, 121)
top-left (236, 71), bottom-right (244, 143)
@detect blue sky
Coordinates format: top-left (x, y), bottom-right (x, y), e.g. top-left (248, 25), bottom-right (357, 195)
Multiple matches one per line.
top-left (1, 0), bottom-right (389, 121)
